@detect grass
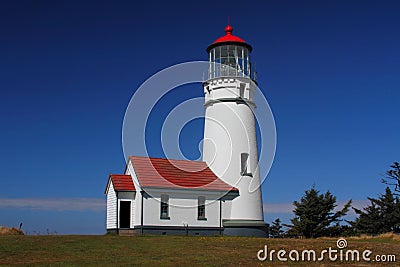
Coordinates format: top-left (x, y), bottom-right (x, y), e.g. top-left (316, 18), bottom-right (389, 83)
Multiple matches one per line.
top-left (0, 234), bottom-right (399, 266)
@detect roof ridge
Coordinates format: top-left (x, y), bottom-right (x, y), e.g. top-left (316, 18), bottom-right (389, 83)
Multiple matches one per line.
top-left (129, 155), bottom-right (207, 163)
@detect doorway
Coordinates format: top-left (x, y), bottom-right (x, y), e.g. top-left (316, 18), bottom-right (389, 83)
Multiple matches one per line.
top-left (119, 201), bottom-right (131, 228)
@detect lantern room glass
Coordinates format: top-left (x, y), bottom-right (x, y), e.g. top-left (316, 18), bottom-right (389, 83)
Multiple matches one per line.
top-left (209, 45), bottom-right (251, 79)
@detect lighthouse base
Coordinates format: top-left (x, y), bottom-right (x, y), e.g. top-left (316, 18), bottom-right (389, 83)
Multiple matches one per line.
top-left (223, 220), bottom-right (268, 238)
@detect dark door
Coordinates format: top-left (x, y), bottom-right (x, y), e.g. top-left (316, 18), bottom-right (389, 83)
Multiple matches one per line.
top-left (119, 201), bottom-right (131, 228)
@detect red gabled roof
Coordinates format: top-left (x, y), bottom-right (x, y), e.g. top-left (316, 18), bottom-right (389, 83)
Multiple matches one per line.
top-left (105, 174), bottom-right (135, 194)
top-left (129, 156), bottom-right (238, 192)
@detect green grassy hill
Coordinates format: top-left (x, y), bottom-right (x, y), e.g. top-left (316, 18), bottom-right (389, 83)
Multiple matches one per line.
top-left (0, 234), bottom-right (399, 266)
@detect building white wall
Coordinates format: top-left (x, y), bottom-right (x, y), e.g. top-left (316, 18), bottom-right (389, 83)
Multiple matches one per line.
top-left (204, 77), bottom-right (254, 103)
top-left (126, 161), bottom-right (142, 227)
top-left (203, 77), bottom-right (264, 221)
top-left (141, 189), bottom-right (221, 228)
top-left (106, 182), bottom-right (117, 229)
top-left (221, 199), bottom-right (232, 221)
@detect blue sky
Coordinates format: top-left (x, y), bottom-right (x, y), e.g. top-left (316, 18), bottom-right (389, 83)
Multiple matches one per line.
top-left (1, 0), bottom-right (399, 234)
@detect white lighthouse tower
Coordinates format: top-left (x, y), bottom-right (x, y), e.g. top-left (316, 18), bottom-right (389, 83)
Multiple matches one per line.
top-left (202, 25), bottom-right (267, 237)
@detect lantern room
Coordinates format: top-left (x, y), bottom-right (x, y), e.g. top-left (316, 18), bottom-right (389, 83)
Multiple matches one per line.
top-left (207, 25), bottom-right (254, 80)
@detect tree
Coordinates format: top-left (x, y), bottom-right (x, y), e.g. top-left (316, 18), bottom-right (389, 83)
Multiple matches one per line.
top-left (352, 187), bottom-right (400, 234)
top-left (269, 218), bottom-right (284, 238)
top-left (381, 162), bottom-right (400, 197)
top-left (324, 223), bottom-right (358, 237)
top-left (287, 186), bottom-right (352, 238)
top-left (351, 202), bottom-right (382, 235)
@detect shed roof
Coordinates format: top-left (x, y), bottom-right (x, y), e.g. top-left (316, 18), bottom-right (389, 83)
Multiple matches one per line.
top-left (105, 174), bottom-right (135, 194)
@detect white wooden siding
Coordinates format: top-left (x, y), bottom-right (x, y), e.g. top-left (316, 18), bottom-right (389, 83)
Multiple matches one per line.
top-left (128, 162), bottom-right (142, 227)
top-left (134, 189), bottom-right (142, 227)
top-left (106, 182), bottom-right (117, 229)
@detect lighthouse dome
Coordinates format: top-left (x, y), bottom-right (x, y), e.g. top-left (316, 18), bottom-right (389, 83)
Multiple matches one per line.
top-left (207, 25), bottom-right (252, 53)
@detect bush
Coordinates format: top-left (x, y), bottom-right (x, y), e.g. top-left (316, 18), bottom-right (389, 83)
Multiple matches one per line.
top-left (0, 226), bottom-right (24, 235)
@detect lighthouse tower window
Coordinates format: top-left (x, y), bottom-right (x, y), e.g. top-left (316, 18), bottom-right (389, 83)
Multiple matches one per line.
top-left (241, 153), bottom-right (252, 176)
top-left (209, 46), bottom-right (250, 79)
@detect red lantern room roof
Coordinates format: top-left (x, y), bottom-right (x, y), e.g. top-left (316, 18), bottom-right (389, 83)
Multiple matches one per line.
top-left (207, 25), bottom-right (252, 53)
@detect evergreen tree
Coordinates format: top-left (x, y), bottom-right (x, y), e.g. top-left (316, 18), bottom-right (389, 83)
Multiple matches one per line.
top-left (269, 218), bottom-right (284, 238)
top-left (351, 202), bottom-right (383, 235)
top-left (374, 187), bottom-right (400, 232)
top-left (381, 162), bottom-right (400, 196)
top-left (287, 186), bottom-right (352, 238)
top-left (352, 187), bottom-right (400, 234)
top-left (324, 223), bottom-right (358, 237)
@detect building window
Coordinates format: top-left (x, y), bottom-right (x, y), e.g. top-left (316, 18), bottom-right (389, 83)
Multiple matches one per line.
top-left (198, 196), bottom-right (206, 220)
top-left (239, 85), bottom-right (245, 99)
top-left (241, 153), bottom-right (252, 176)
top-left (160, 194), bottom-right (170, 219)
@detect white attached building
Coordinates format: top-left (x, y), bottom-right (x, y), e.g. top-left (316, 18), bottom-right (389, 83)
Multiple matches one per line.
top-left (105, 156), bottom-right (239, 236)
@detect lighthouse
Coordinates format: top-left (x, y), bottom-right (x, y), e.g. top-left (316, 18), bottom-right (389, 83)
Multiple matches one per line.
top-left (202, 25), bottom-right (267, 236)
